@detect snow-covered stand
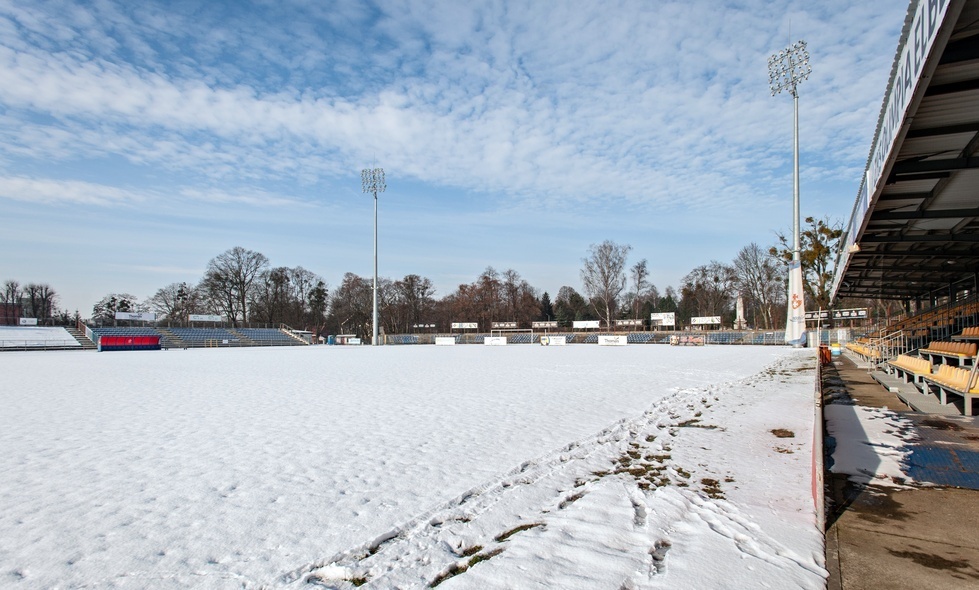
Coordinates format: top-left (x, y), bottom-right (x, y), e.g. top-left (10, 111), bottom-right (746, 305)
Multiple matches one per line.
top-left (97, 334), bottom-right (162, 352)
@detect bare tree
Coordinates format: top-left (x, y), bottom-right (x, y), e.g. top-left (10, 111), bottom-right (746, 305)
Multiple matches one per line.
top-left (2, 280), bottom-right (21, 306)
top-left (580, 240), bottom-right (631, 329)
top-left (91, 293), bottom-right (140, 325)
top-left (630, 259), bottom-right (650, 319)
top-left (201, 246), bottom-right (269, 326)
top-left (681, 262), bottom-right (736, 321)
top-left (148, 282), bottom-right (203, 323)
top-left (732, 243), bottom-right (783, 329)
top-left (24, 283), bottom-right (57, 321)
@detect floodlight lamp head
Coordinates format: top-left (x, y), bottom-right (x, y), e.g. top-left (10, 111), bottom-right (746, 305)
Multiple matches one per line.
top-left (361, 167), bottom-right (386, 194)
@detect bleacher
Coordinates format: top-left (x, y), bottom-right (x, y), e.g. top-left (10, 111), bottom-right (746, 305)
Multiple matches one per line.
top-left (868, 330), bottom-right (979, 416)
top-left (706, 332), bottom-right (746, 345)
top-left (236, 328), bottom-right (305, 345)
top-left (0, 326), bottom-right (82, 350)
top-left (169, 327), bottom-right (239, 346)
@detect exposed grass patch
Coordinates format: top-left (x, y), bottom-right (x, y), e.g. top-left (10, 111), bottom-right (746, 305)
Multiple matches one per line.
top-left (678, 419), bottom-right (721, 430)
top-left (771, 428), bottom-right (795, 438)
top-left (495, 523), bottom-right (544, 543)
top-left (460, 545), bottom-right (483, 557)
top-left (468, 547), bottom-right (504, 567)
top-left (429, 547), bottom-right (505, 587)
top-left (429, 563), bottom-right (467, 587)
top-left (701, 478), bottom-right (725, 499)
top-left (775, 446), bottom-right (794, 454)
top-left (559, 492), bottom-right (586, 509)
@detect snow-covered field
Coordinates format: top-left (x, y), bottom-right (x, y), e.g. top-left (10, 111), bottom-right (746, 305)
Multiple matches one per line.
top-left (0, 345), bottom-right (824, 589)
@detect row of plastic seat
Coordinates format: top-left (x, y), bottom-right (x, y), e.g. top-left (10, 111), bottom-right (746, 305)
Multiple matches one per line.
top-left (927, 365), bottom-right (978, 393)
top-left (889, 354), bottom-right (932, 376)
top-left (922, 341), bottom-right (978, 357)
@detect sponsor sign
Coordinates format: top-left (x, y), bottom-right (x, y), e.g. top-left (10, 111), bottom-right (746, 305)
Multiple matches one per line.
top-left (573, 320), bottom-right (601, 329)
top-left (189, 314), bottom-right (223, 322)
top-left (540, 335), bottom-right (567, 346)
top-left (867, 0), bottom-right (951, 192)
top-left (650, 312), bottom-right (676, 327)
top-left (451, 322), bottom-right (478, 330)
top-left (435, 337), bottom-right (456, 346)
top-left (114, 312), bottom-right (156, 321)
top-left (804, 308), bottom-right (868, 321)
top-left (532, 321), bottom-right (558, 329)
top-left (413, 323), bottom-right (436, 329)
top-left (598, 335), bottom-right (628, 346)
top-left (614, 319), bottom-right (643, 327)
top-left (484, 336), bottom-right (507, 346)
top-left (18, 317), bottom-right (38, 326)
top-left (492, 321), bottom-right (518, 329)
top-left (691, 316), bottom-right (721, 325)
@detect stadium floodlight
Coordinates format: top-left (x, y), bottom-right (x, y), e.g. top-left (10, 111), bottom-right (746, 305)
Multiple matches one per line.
top-left (769, 40), bottom-right (810, 348)
top-left (362, 167), bottom-right (386, 346)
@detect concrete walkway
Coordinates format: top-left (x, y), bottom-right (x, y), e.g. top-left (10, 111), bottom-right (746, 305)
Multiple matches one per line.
top-left (823, 354), bottom-right (979, 589)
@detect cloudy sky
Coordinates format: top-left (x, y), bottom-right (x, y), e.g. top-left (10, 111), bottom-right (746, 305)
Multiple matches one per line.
top-left (0, 0), bottom-right (909, 315)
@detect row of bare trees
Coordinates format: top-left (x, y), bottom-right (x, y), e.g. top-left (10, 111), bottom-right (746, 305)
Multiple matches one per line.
top-left (1, 279), bottom-right (64, 325)
top-left (78, 218), bottom-right (861, 337)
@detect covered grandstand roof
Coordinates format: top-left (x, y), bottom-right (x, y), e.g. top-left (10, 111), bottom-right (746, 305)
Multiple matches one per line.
top-left (831, 0), bottom-right (979, 301)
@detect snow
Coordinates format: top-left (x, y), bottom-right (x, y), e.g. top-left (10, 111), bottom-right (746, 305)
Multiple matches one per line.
top-left (824, 403), bottom-right (916, 487)
top-left (0, 345), bottom-right (824, 588)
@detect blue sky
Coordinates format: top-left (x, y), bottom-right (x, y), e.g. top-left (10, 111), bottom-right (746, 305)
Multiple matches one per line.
top-left (0, 0), bottom-right (908, 314)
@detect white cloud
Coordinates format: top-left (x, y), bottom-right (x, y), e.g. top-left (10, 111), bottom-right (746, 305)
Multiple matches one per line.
top-left (0, 175), bottom-right (145, 206)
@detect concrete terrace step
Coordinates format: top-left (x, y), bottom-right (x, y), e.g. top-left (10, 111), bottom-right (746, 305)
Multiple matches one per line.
top-left (64, 326), bottom-right (97, 349)
top-left (871, 370), bottom-right (961, 416)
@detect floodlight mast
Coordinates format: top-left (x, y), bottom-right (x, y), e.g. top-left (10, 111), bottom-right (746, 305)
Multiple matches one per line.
top-left (768, 40), bottom-right (811, 262)
top-left (362, 167), bottom-right (386, 346)
top-left (769, 40), bottom-right (811, 348)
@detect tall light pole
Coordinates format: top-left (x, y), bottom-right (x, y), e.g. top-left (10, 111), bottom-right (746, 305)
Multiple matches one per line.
top-left (769, 40), bottom-right (811, 347)
top-left (362, 167), bottom-right (385, 346)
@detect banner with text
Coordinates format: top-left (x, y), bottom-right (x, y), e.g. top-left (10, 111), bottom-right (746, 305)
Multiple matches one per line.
top-left (691, 316), bottom-right (721, 325)
top-left (115, 312), bottom-right (156, 321)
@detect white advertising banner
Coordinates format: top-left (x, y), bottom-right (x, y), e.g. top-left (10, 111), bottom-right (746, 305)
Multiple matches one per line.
top-left (189, 314), bottom-right (223, 322)
top-left (492, 321), bottom-right (518, 329)
top-left (598, 335), bottom-right (628, 346)
top-left (573, 320), bottom-right (600, 329)
top-left (650, 312), bottom-right (676, 327)
top-left (484, 336), bottom-right (507, 346)
top-left (614, 319), bottom-right (643, 327)
top-left (18, 317), bottom-right (38, 326)
top-left (451, 322), bottom-right (478, 330)
top-left (786, 261), bottom-right (807, 347)
top-left (114, 312), bottom-right (156, 321)
top-left (540, 335), bottom-right (567, 346)
top-left (434, 337), bottom-right (456, 346)
top-left (691, 316), bottom-right (721, 325)
top-left (532, 321), bottom-right (558, 329)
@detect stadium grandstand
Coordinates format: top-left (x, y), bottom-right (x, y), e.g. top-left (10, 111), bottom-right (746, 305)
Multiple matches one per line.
top-left (832, 0), bottom-right (979, 416)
